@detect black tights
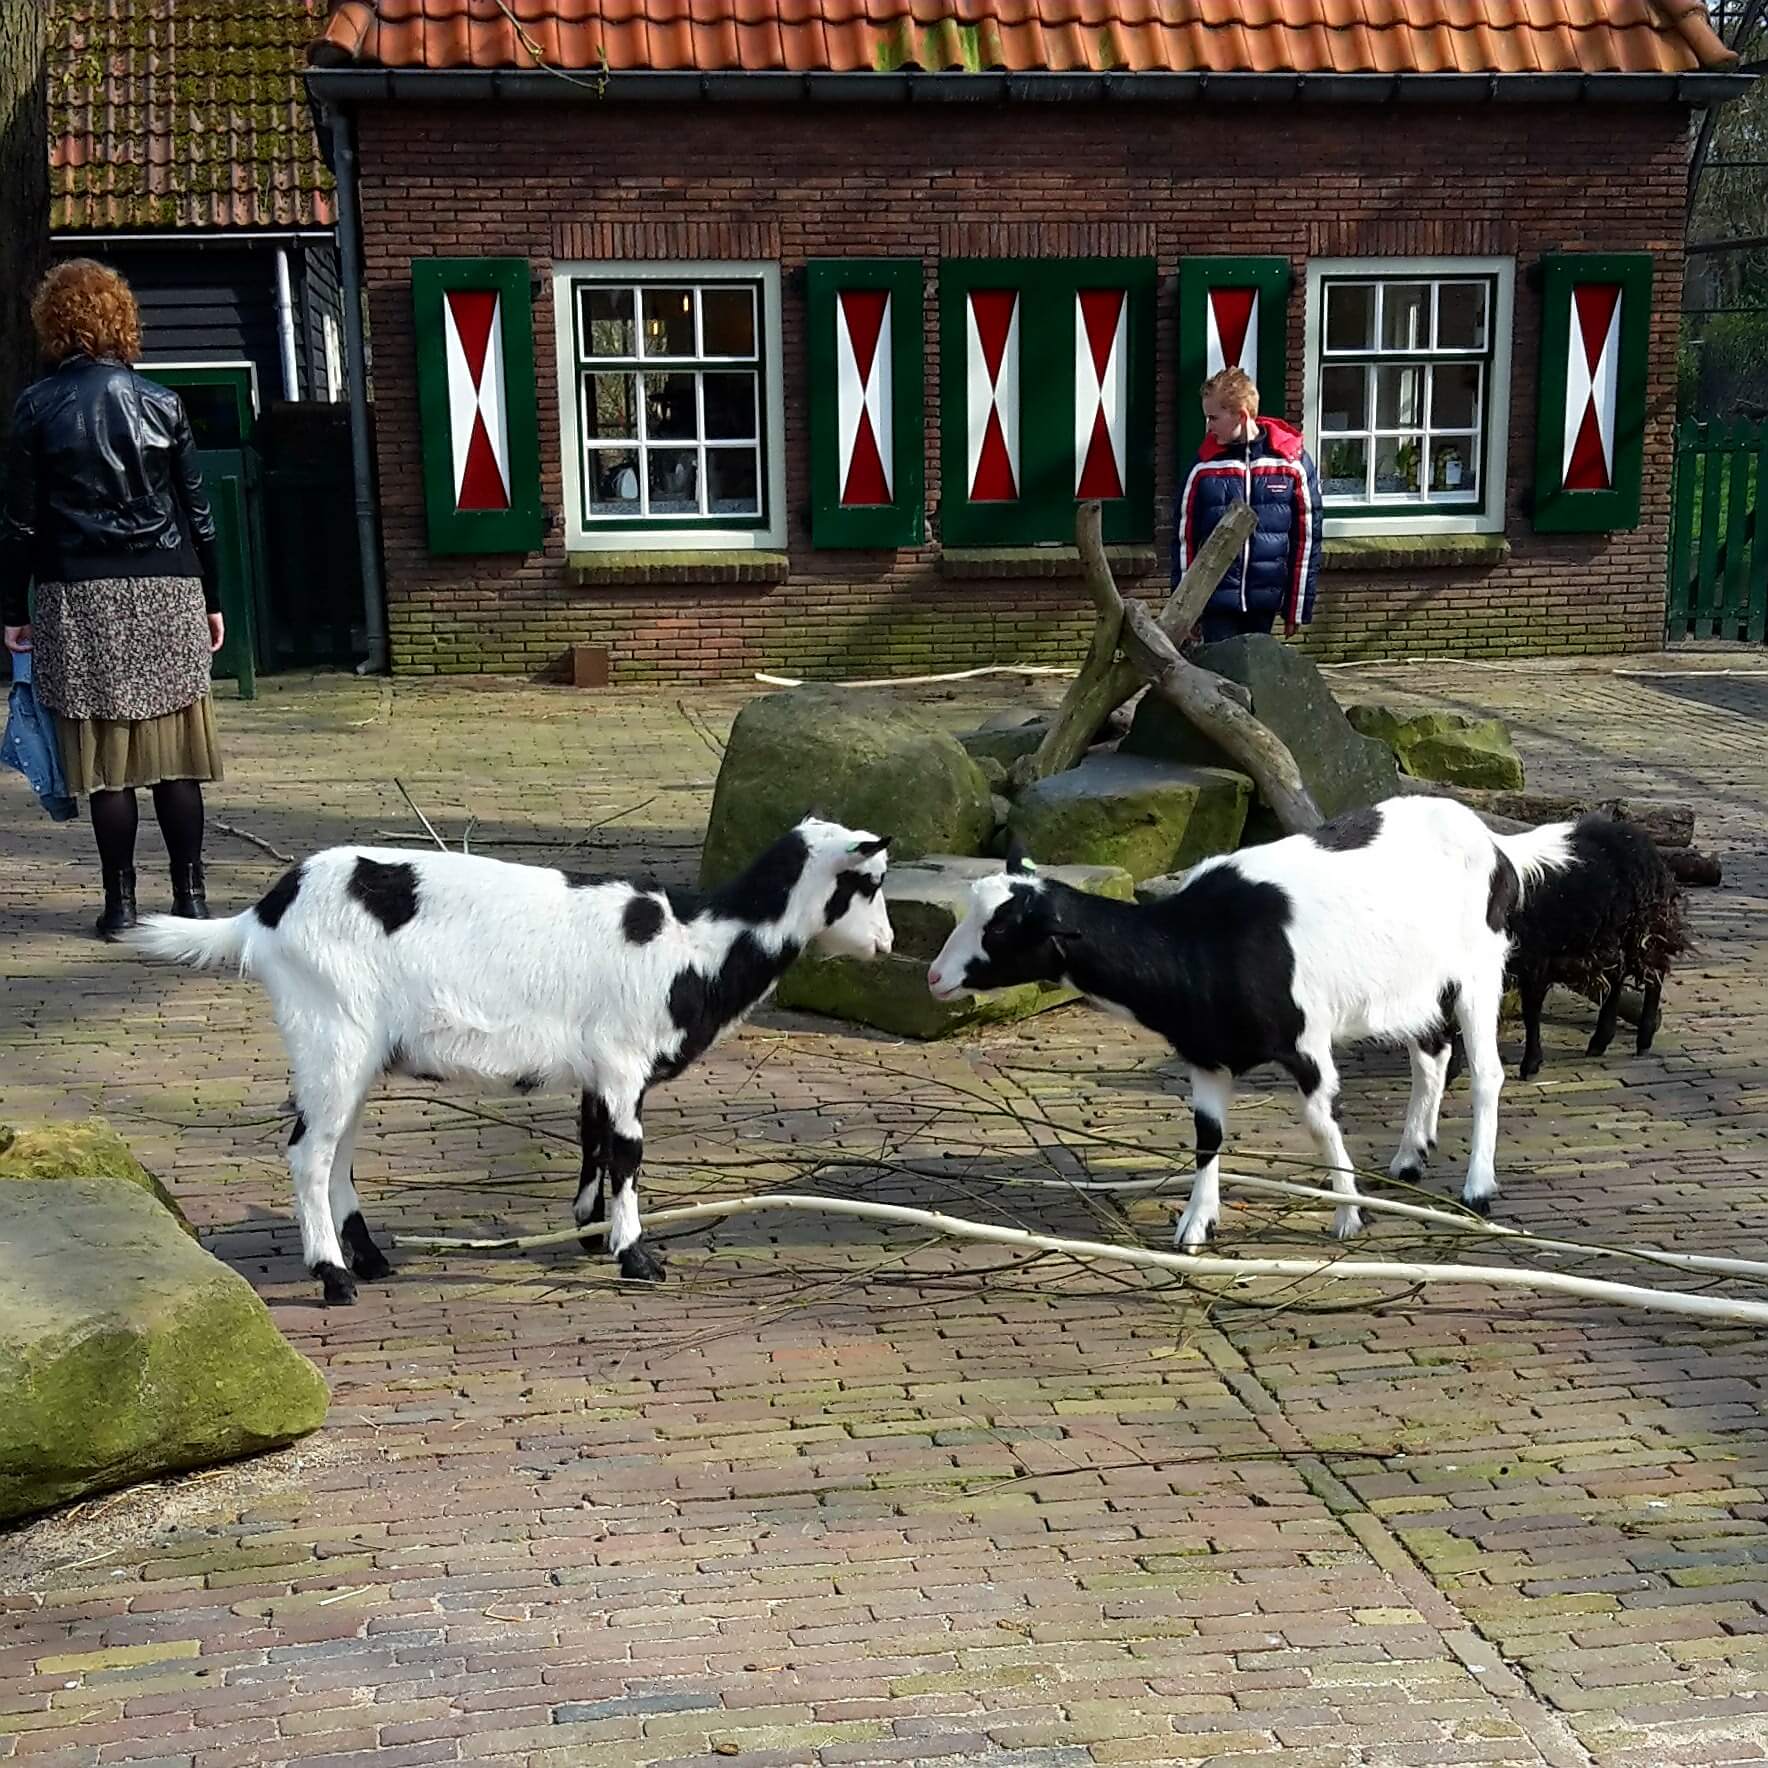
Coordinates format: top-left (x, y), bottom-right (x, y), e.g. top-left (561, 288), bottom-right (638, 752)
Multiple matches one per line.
top-left (90, 781), bottom-right (204, 875)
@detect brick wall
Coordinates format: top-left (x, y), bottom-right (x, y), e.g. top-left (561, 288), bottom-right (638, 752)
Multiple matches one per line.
top-left (352, 100), bottom-right (1688, 682)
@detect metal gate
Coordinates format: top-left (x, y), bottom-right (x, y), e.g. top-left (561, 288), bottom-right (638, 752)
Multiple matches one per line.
top-left (1667, 417), bottom-right (1768, 641)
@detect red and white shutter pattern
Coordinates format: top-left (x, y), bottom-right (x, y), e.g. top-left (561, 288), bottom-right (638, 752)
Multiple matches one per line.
top-left (836, 289), bottom-right (893, 507)
top-left (966, 290), bottom-right (1020, 502)
top-left (1204, 285), bottom-right (1259, 379)
top-left (1562, 283), bottom-right (1622, 494)
top-left (1074, 289), bottom-right (1128, 500)
top-left (443, 289), bottom-right (512, 513)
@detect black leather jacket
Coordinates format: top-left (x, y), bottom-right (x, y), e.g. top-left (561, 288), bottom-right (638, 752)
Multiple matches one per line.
top-left (1, 356), bottom-right (220, 627)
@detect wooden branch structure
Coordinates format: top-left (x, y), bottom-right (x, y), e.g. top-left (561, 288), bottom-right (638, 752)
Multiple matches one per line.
top-left (1011, 502), bottom-right (1323, 834)
top-left (397, 1191), bottom-right (1768, 1327)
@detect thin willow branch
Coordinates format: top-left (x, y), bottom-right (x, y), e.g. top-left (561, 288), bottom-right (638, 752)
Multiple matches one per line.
top-left (393, 778), bottom-right (449, 852)
top-left (396, 1192), bottom-right (1768, 1327)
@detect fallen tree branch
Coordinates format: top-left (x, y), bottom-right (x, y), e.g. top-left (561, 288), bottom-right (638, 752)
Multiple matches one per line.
top-left (1012, 501), bottom-right (1256, 790)
top-left (1121, 601), bottom-right (1323, 833)
top-left (1005, 1167), bottom-right (1768, 1285)
top-left (395, 1192), bottom-right (1768, 1326)
top-left (212, 820), bottom-right (293, 865)
top-left (394, 778), bottom-right (449, 853)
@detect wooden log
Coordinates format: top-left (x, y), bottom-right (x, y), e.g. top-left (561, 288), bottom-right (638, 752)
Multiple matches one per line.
top-left (1663, 846), bottom-right (1723, 886)
top-left (1122, 600), bottom-right (1323, 834)
top-left (1012, 500), bottom-right (1255, 790)
top-left (1399, 782), bottom-right (1696, 849)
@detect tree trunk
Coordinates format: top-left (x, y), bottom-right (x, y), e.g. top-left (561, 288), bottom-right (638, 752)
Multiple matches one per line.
top-left (1012, 500), bottom-right (1256, 789)
top-left (0, 0), bottom-right (48, 444)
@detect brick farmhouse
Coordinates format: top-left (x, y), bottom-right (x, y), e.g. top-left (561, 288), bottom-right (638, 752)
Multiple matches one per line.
top-left (309, 0), bottom-right (1748, 682)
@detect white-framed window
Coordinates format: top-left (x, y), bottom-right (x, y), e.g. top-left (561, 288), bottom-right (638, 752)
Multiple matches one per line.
top-left (552, 261), bottom-right (786, 551)
top-left (1304, 256), bottom-right (1515, 537)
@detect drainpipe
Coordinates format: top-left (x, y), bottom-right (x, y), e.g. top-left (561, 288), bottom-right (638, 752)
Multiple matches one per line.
top-left (273, 246), bottom-right (302, 401)
top-left (326, 103), bottom-right (389, 675)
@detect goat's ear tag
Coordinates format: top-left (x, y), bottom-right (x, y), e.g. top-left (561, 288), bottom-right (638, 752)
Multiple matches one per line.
top-left (1005, 839), bottom-right (1037, 876)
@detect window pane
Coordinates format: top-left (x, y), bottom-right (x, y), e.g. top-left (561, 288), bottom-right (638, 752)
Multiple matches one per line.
top-left (587, 448), bottom-right (641, 515)
top-left (644, 372), bottom-right (698, 441)
top-left (1379, 283), bottom-right (1430, 351)
top-left (1325, 283), bottom-right (1374, 352)
top-left (1375, 365), bottom-right (1424, 430)
top-left (581, 287), bottom-right (635, 358)
top-left (1319, 367), bottom-right (1367, 432)
top-left (707, 447), bottom-right (761, 515)
top-left (1320, 437), bottom-right (1368, 500)
top-left (585, 372), bottom-right (636, 440)
top-left (702, 287), bottom-right (756, 358)
top-left (1429, 439), bottom-right (1478, 497)
top-left (1431, 363), bottom-right (1481, 431)
top-left (703, 372), bottom-right (757, 441)
top-left (641, 287), bottom-right (696, 357)
top-left (1374, 435), bottom-right (1424, 497)
top-left (647, 449), bottom-right (699, 514)
top-left (1435, 282), bottom-right (1488, 350)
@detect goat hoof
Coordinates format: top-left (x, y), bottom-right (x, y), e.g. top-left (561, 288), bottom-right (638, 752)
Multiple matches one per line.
top-left (341, 1213), bottom-right (392, 1280)
top-left (618, 1240), bottom-right (667, 1283)
top-left (1389, 1160), bottom-right (1424, 1188)
top-left (316, 1262), bottom-right (358, 1307)
top-left (1332, 1206), bottom-right (1364, 1241)
top-left (1462, 1193), bottom-right (1494, 1218)
top-left (1520, 1055), bottom-right (1544, 1080)
top-left (1172, 1204), bottom-right (1218, 1253)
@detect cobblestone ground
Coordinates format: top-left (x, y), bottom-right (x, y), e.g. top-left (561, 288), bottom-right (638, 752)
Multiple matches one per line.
top-left (4, 656), bottom-right (1768, 1768)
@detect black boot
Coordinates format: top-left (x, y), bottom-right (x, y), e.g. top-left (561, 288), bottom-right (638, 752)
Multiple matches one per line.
top-left (96, 868), bottom-right (137, 941)
top-left (170, 860), bottom-right (209, 920)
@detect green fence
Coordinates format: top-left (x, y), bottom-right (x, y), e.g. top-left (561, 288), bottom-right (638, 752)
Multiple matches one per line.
top-left (1667, 418), bottom-right (1768, 641)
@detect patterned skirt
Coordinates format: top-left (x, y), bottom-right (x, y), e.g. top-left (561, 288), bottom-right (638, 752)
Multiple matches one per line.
top-left (32, 575), bottom-right (225, 794)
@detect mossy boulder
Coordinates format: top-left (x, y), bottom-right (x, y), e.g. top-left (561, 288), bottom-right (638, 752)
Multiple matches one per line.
top-left (1122, 635), bottom-right (1399, 839)
top-left (1006, 754), bottom-right (1251, 882)
top-left (775, 855), bottom-right (1134, 1039)
top-left (957, 715), bottom-right (1050, 769)
top-left (1344, 703), bottom-right (1525, 791)
top-left (0, 1119), bottom-right (193, 1236)
top-left (0, 1178), bottom-right (328, 1523)
top-left (701, 688), bottom-right (995, 885)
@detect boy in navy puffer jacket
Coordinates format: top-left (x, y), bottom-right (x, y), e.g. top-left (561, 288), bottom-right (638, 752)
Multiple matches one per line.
top-left (1175, 368), bottom-right (1323, 644)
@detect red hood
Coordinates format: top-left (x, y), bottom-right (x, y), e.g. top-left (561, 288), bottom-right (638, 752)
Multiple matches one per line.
top-left (1199, 415), bottom-right (1306, 463)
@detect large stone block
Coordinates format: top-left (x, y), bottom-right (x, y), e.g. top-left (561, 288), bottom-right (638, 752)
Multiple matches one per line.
top-left (775, 855), bottom-right (1134, 1039)
top-left (1344, 702), bottom-right (1525, 791)
top-left (0, 1175), bottom-right (329, 1523)
top-left (1122, 635), bottom-right (1399, 838)
top-left (701, 687), bottom-right (994, 886)
top-left (0, 1118), bottom-right (192, 1235)
top-left (1005, 753), bottom-right (1251, 882)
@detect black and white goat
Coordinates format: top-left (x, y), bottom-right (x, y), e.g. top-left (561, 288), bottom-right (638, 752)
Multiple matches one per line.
top-left (1452, 813), bottom-right (1688, 1080)
top-left (128, 818), bottom-right (893, 1304)
top-left (926, 798), bottom-right (1568, 1248)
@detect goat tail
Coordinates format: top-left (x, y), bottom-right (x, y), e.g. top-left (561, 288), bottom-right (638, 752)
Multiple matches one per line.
top-left (1493, 821), bottom-right (1576, 901)
top-left (124, 911), bottom-right (255, 975)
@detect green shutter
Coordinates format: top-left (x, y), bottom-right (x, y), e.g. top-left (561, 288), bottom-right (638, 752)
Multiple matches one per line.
top-left (938, 257), bottom-right (1156, 547)
top-left (806, 260), bottom-right (924, 549)
top-left (411, 257), bottom-right (543, 555)
top-left (1174, 257), bottom-right (1291, 468)
top-left (1532, 253), bottom-right (1653, 534)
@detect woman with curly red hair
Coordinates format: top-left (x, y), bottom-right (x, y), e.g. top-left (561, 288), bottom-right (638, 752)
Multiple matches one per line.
top-left (2, 260), bottom-right (225, 939)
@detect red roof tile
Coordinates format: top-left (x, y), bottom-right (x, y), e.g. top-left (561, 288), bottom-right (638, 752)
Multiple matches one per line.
top-left (311, 0), bottom-right (1738, 77)
top-left (53, 0), bottom-right (336, 234)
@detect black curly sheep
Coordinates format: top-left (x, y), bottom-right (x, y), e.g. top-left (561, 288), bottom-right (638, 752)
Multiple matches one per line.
top-left (1451, 813), bottom-right (1689, 1081)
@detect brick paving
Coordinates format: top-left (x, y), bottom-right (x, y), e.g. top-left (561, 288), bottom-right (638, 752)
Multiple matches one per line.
top-left (3, 656), bottom-right (1768, 1766)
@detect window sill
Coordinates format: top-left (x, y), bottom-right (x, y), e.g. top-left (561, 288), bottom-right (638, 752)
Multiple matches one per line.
top-left (566, 550), bottom-right (790, 587)
top-left (939, 545), bottom-right (1159, 581)
top-left (1321, 533), bottom-right (1511, 572)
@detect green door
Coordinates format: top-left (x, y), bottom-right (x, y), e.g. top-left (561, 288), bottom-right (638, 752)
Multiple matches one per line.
top-left (140, 365), bottom-right (266, 700)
